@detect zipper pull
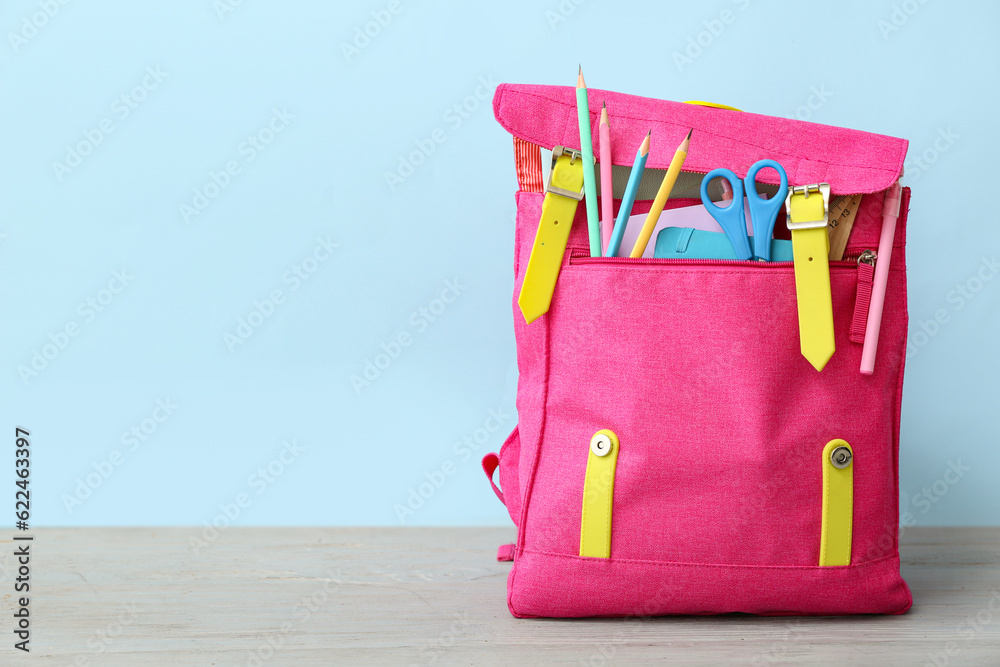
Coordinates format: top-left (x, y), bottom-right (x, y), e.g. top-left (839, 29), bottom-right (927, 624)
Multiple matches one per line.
top-left (850, 250), bottom-right (877, 344)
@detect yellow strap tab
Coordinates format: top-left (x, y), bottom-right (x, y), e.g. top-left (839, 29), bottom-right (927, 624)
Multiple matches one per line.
top-left (579, 429), bottom-right (619, 559)
top-left (787, 185), bottom-right (836, 371)
top-left (517, 147), bottom-right (584, 324)
top-left (820, 439), bottom-right (853, 566)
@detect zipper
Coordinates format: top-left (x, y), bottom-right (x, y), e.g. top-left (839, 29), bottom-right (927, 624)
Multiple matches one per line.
top-left (568, 248), bottom-right (858, 268)
top-left (841, 249), bottom-right (872, 263)
top-left (571, 246), bottom-right (879, 347)
top-left (850, 249), bottom-right (877, 343)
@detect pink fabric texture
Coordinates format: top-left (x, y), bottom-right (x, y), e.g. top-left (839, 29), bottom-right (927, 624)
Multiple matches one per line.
top-left (490, 84), bottom-right (912, 617)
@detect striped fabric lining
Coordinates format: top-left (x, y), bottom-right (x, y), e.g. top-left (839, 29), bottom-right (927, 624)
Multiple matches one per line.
top-left (514, 137), bottom-right (543, 193)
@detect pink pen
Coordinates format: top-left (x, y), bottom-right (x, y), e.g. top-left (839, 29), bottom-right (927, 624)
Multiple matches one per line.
top-left (599, 102), bottom-right (613, 255)
top-left (860, 181), bottom-right (902, 375)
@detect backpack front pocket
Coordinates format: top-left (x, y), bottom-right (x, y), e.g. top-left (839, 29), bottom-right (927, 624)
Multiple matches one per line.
top-left (522, 252), bottom-right (904, 568)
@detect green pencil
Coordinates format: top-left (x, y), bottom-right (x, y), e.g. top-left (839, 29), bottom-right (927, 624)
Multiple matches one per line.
top-left (576, 66), bottom-right (600, 256)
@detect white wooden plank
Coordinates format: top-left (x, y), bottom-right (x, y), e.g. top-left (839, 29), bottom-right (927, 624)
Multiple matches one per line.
top-left (0, 527), bottom-right (996, 665)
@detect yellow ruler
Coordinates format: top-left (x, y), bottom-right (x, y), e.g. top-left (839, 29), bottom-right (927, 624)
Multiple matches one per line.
top-left (827, 194), bottom-right (862, 261)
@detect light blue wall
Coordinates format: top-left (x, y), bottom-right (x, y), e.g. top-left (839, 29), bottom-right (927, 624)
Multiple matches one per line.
top-left (1, 0), bottom-right (996, 527)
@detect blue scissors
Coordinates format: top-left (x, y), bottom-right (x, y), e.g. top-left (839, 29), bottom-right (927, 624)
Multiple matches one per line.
top-left (699, 159), bottom-right (789, 261)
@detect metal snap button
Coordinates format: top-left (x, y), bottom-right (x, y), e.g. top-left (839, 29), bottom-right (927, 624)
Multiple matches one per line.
top-left (590, 433), bottom-right (613, 457)
top-left (830, 446), bottom-right (852, 469)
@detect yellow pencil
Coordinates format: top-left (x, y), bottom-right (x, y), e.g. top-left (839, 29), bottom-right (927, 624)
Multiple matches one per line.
top-left (630, 129), bottom-right (692, 258)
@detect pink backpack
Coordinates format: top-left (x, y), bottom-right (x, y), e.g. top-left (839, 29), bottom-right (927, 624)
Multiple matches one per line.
top-left (482, 83), bottom-right (912, 617)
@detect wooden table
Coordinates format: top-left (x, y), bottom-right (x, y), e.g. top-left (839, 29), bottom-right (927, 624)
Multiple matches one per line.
top-left (1, 527), bottom-right (997, 665)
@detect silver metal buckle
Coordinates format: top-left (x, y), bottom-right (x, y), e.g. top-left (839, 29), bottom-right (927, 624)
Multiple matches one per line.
top-left (545, 146), bottom-right (585, 201)
top-left (784, 183), bottom-right (831, 230)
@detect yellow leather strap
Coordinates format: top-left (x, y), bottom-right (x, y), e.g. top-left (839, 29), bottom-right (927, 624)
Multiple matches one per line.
top-left (786, 185), bottom-right (836, 371)
top-left (820, 439), bottom-right (853, 566)
top-left (579, 429), bottom-right (619, 559)
top-left (517, 147), bottom-right (584, 324)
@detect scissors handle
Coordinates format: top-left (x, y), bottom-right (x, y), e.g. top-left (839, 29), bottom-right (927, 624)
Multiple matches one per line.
top-left (700, 168), bottom-right (752, 261)
top-left (744, 159), bottom-right (788, 261)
